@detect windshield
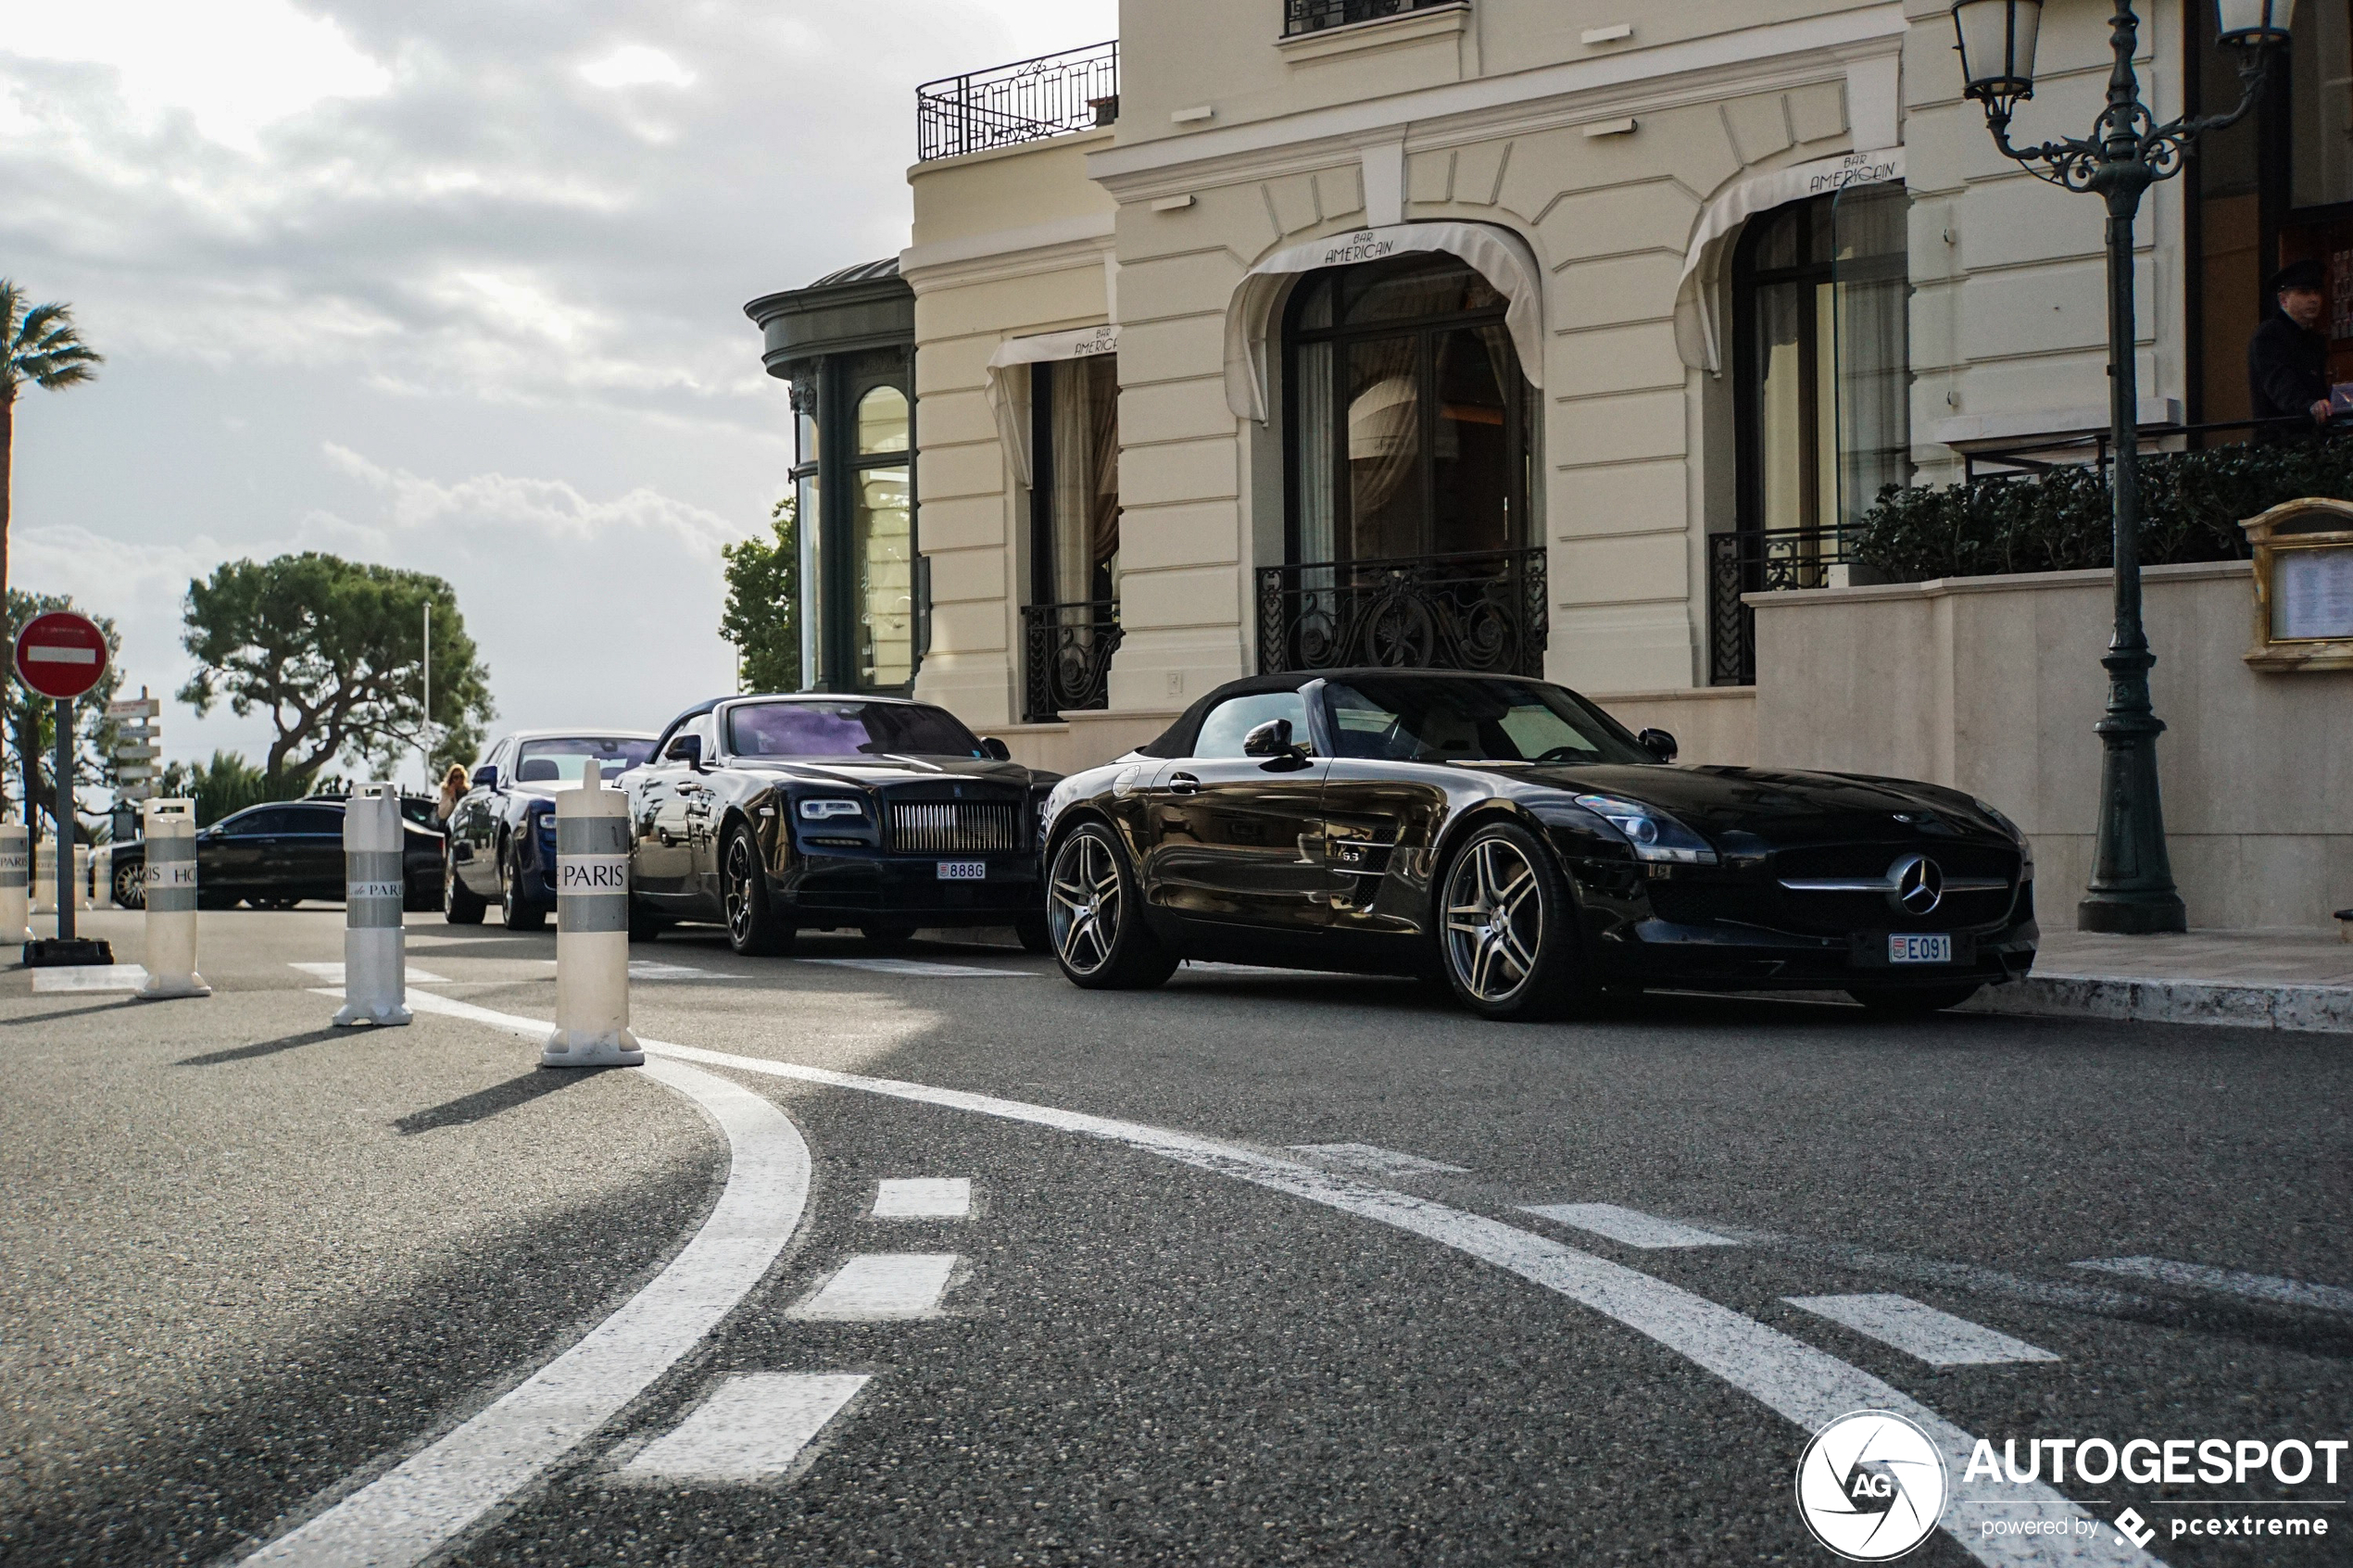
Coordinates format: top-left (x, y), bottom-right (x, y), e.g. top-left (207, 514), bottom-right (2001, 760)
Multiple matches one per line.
top-left (1323, 678), bottom-right (1651, 766)
top-left (516, 736), bottom-right (656, 782)
top-left (725, 700), bottom-right (985, 759)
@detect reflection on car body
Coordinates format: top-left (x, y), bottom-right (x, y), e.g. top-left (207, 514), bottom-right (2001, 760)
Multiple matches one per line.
top-left (1040, 670), bottom-right (2038, 1021)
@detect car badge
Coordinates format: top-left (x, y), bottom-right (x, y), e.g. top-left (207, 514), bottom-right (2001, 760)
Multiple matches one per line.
top-left (1887, 854), bottom-right (1944, 916)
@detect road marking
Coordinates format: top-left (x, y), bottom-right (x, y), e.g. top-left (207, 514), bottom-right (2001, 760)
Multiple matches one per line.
top-left (621, 1373), bottom-right (870, 1484)
top-left (287, 961), bottom-right (453, 984)
top-left (788, 1254), bottom-right (959, 1320)
top-left (630, 960), bottom-right (728, 980)
top-left (381, 990), bottom-right (2158, 1568)
top-left (797, 957), bottom-right (1030, 978)
top-left (874, 1177), bottom-right (971, 1219)
top-left (2072, 1257), bottom-right (2353, 1315)
top-left (1519, 1203), bottom-right (1740, 1249)
top-left (31, 963), bottom-right (148, 993)
top-left (241, 1020), bottom-right (810, 1568)
top-left (1710, 1225), bottom-right (2148, 1314)
top-left (1783, 1294), bottom-right (2061, 1366)
top-left (1287, 1143), bottom-right (1467, 1176)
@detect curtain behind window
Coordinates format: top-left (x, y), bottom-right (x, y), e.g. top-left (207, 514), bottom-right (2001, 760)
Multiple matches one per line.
top-left (1831, 182), bottom-right (1912, 535)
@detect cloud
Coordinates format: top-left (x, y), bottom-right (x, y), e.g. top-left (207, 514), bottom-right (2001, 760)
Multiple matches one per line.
top-left (322, 443), bottom-right (742, 557)
top-left (579, 44), bottom-right (695, 91)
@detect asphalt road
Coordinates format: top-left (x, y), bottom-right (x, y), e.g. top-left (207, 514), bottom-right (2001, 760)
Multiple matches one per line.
top-left (2, 906), bottom-right (2347, 1567)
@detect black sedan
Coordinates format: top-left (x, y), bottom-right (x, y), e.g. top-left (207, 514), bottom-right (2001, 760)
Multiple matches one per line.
top-left (445, 729), bottom-right (658, 928)
top-left (623, 694), bottom-right (1057, 955)
top-left (1038, 670), bottom-right (2037, 1021)
top-left (109, 799), bottom-right (445, 911)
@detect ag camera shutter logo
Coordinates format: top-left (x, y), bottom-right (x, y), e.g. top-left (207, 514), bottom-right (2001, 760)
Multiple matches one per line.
top-left (1795, 1411), bottom-right (1949, 1561)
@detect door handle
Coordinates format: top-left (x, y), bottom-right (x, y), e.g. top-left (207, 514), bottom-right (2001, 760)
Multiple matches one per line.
top-left (1167, 772), bottom-right (1202, 796)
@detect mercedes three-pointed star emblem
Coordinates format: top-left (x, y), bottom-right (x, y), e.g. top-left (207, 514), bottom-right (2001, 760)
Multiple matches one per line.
top-left (1887, 854), bottom-right (1944, 916)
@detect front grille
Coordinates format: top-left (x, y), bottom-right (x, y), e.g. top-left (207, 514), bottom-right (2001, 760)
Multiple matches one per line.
top-left (889, 801), bottom-right (1021, 855)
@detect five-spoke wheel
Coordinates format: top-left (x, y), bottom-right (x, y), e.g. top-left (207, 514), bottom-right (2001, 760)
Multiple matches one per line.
top-left (1438, 822), bottom-right (1586, 1021)
top-left (1046, 823), bottom-right (1173, 990)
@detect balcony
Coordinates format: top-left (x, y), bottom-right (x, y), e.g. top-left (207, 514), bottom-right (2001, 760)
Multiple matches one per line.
top-left (1256, 548), bottom-right (1547, 678)
top-left (916, 41), bottom-right (1119, 163)
top-left (1283, 0), bottom-right (1459, 36)
top-left (1022, 601), bottom-right (1123, 722)
top-left (1706, 529), bottom-right (1851, 686)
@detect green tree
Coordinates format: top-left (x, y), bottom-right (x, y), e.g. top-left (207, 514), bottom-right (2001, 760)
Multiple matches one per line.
top-left (720, 494), bottom-right (799, 693)
top-left (1, 282), bottom-right (103, 606)
top-left (4, 588), bottom-right (122, 837)
top-left (153, 750), bottom-right (273, 827)
top-left (180, 552), bottom-right (494, 796)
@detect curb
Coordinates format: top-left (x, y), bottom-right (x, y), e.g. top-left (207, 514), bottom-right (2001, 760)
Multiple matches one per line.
top-left (1966, 973), bottom-right (2353, 1035)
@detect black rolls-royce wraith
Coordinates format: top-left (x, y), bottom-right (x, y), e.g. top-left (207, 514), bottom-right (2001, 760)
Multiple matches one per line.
top-left (1039, 670), bottom-right (2038, 1021)
top-left (623, 694), bottom-right (1058, 954)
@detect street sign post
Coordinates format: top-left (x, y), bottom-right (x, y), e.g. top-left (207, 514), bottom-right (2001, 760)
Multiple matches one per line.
top-left (13, 612), bottom-right (114, 967)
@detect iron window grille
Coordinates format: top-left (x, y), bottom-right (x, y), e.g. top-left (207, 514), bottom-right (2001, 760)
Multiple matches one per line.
top-left (1284, 0), bottom-right (1457, 36)
top-left (1707, 528), bottom-right (1856, 687)
top-left (917, 42), bottom-right (1119, 163)
top-left (1021, 602), bottom-right (1123, 722)
top-left (1257, 547), bottom-right (1547, 677)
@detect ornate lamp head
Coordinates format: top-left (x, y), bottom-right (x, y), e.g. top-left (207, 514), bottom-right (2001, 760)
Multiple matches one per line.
top-left (1952, 0), bottom-right (2043, 111)
top-left (2215, 0), bottom-right (2297, 48)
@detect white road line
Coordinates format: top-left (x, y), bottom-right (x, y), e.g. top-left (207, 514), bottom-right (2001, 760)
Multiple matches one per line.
top-left (1709, 1225), bottom-right (2148, 1314)
top-left (2072, 1256), bottom-right (2353, 1315)
top-left (242, 1010), bottom-right (810, 1568)
top-left (630, 961), bottom-right (729, 980)
top-left (796, 957), bottom-right (1030, 978)
top-left (379, 990), bottom-right (2158, 1568)
top-left (1519, 1203), bottom-right (1741, 1249)
top-left (873, 1177), bottom-right (971, 1219)
top-left (788, 1254), bottom-right (959, 1320)
top-left (621, 1373), bottom-right (870, 1483)
top-left (287, 961), bottom-right (453, 984)
top-left (1783, 1294), bottom-right (2062, 1366)
top-left (31, 963), bottom-right (147, 993)
top-left (1287, 1143), bottom-right (1468, 1176)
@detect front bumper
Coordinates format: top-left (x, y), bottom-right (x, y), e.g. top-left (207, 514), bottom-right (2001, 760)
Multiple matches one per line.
top-left (773, 850), bottom-right (1042, 926)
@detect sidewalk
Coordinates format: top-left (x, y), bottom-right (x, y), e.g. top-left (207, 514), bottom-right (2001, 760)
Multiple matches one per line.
top-left (1969, 926), bottom-right (2353, 1034)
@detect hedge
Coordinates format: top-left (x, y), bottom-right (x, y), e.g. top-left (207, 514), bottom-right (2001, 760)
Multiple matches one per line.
top-left (1849, 440), bottom-right (2353, 583)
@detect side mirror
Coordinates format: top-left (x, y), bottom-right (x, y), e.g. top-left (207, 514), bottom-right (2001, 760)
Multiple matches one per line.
top-left (471, 765), bottom-right (498, 789)
top-left (1243, 718), bottom-right (1300, 759)
top-left (666, 734), bottom-right (704, 770)
top-left (1638, 728), bottom-right (1679, 764)
top-left (979, 736), bottom-right (1013, 762)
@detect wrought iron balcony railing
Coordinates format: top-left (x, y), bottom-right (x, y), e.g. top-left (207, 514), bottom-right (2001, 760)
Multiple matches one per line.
top-left (917, 41), bottom-right (1119, 163)
top-left (1256, 547), bottom-right (1547, 678)
top-left (1022, 600), bottom-right (1122, 722)
top-left (1284, 0), bottom-right (1457, 36)
top-left (1707, 528), bottom-right (1854, 687)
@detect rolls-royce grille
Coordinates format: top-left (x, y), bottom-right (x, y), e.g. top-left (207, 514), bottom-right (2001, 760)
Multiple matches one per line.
top-left (890, 801), bottom-right (1021, 855)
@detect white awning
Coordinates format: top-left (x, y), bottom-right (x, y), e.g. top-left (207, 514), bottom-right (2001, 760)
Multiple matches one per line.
top-left (1221, 221), bottom-right (1546, 423)
top-left (1673, 146), bottom-right (1906, 375)
top-left (984, 324), bottom-right (1119, 487)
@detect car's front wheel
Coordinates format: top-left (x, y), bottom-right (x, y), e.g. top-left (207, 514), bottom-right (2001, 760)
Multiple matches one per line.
top-left (1047, 823), bottom-right (1175, 990)
top-left (722, 823), bottom-right (792, 956)
top-left (1846, 983), bottom-right (1983, 1017)
top-left (445, 855), bottom-right (486, 924)
top-left (1438, 822), bottom-right (1589, 1022)
top-left (501, 842), bottom-right (547, 932)
top-left (112, 859), bottom-right (145, 910)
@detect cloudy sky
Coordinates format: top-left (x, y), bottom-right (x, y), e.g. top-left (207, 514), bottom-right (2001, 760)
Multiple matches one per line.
top-left (0, 0), bottom-right (1115, 788)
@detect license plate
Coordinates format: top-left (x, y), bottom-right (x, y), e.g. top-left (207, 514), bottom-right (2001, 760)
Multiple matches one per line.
top-left (936, 860), bottom-right (987, 881)
top-left (1888, 934), bottom-right (1953, 964)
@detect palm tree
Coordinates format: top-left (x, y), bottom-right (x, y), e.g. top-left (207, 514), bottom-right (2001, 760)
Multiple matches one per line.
top-left (1, 282), bottom-right (104, 606)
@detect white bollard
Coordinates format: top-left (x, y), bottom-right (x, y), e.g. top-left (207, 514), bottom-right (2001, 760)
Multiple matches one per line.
top-left (137, 798), bottom-right (209, 998)
top-left (30, 838), bottom-right (56, 916)
top-left (94, 843), bottom-right (115, 909)
top-left (332, 785), bottom-right (410, 1027)
top-left (542, 760), bottom-right (640, 1068)
top-left (0, 824), bottom-right (27, 944)
top-left (73, 844), bottom-right (91, 910)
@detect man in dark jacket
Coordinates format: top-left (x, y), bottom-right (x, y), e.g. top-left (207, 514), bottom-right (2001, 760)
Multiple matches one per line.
top-left (2248, 257), bottom-right (2334, 442)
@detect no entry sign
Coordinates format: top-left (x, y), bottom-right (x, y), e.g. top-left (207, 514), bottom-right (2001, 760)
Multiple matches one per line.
top-left (13, 610), bottom-right (108, 701)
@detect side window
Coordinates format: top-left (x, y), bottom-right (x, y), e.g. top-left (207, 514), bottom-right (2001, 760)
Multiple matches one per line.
top-left (285, 806), bottom-right (344, 834)
top-left (224, 808), bottom-right (288, 837)
top-left (1191, 692), bottom-right (1311, 759)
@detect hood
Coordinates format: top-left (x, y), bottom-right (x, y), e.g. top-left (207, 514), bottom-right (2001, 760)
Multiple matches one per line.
top-left (1499, 762), bottom-right (2011, 849)
top-left (725, 756), bottom-right (1049, 790)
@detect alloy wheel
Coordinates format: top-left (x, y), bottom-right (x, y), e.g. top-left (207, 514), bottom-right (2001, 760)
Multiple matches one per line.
top-left (1442, 834), bottom-right (1544, 1005)
top-left (1048, 832), bottom-right (1121, 976)
top-left (724, 834), bottom-right (757, 944)
top-left (113, 860), bottom-right (145, 910)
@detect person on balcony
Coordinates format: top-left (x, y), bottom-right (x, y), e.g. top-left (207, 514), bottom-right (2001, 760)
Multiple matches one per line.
top-left (2248, 258), bottom-right (2335, 442)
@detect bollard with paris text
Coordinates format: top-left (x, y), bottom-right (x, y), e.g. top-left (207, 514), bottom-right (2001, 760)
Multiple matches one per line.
top-left (332, 785), bottom-right (411, 1026)
top-left (542, 759), bottom-right (641, 1067)
top-left (0, 824), bottom-right (27, 944)
top-left (136, 798), bottom-right (210, 998)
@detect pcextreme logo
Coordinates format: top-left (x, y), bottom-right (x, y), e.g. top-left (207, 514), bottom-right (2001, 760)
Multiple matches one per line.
top-left (1795, 1411), bottom-right (1949, 1561)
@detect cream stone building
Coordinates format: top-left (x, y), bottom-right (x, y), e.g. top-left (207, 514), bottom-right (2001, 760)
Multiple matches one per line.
top-left (745, 0), bottom-right (2353, 791)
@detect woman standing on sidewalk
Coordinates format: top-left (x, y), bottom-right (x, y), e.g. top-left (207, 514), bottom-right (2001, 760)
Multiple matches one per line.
top-left (434, 763), bottom-right (468, 827)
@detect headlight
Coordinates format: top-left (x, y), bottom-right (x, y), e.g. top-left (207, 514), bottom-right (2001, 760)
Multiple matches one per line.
top-left (1572, 794), bottom-right (1718, 866)
top-left (798, 797), bottom-right (865, 821)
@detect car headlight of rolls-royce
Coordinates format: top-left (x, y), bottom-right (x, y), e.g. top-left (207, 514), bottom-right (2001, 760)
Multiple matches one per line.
top-left (1572, 794), bottom-right (1719, 866)
top-left (798, 797), bottom-right (865, 821)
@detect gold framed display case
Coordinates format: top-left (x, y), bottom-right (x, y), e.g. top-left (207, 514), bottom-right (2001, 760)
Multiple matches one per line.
top-left (2239, 497), bottom-right (2353, 672)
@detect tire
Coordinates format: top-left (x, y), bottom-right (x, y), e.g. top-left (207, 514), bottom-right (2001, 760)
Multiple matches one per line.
top-left (721, 823), bottom-right (793, 956)
top-left (861, 925), bottom-right (916, 950)
top-left (444, 854), bottom-right (486, 924)
top-left (112, 859), bottom-right (145, 910)
top-left (1046, 823), bottom-right (1176, 990)
top-left (1846, 983), bottom-right (1983, 1017)
top-left (1014, 913), bottom-right (1051, 954)
top-left (501, 842), bottom-right (547, 932)
top-left (1437, 821), bottom-right (1591, 1022)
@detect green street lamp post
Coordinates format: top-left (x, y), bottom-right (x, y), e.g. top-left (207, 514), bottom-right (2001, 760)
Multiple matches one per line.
top-left (1950, 0), bottom-right (2296, 934)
